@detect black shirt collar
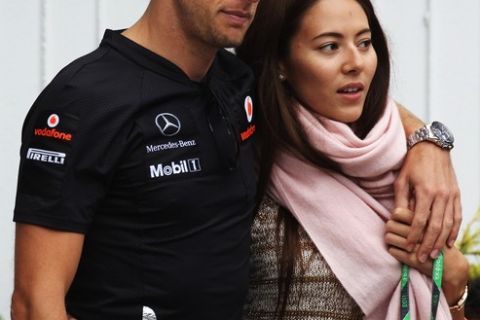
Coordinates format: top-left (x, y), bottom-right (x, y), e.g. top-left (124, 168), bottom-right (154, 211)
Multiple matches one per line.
top-left (100, 29), bottom-right (254, 102)
top-left (100, 29), bottom-right (233, 87)
top-left (101, 29), bottom-right (199, 84)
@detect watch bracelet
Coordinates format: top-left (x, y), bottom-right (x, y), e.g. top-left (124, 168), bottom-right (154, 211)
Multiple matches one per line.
top-left (406, 121), bottom-right (454, 150)
top-left (406, 125), bottom-right (429, 150)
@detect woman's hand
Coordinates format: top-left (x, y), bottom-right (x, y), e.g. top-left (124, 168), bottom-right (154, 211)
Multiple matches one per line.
top-left (385, 208), bottom-right (469, 307)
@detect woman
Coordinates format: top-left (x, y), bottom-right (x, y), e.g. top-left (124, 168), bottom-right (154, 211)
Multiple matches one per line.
top-left (237, 0), bottom-right (469, 319)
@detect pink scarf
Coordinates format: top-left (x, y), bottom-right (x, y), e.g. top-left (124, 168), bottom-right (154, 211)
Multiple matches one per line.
top-left (269, 99), bottom-right (451, 319)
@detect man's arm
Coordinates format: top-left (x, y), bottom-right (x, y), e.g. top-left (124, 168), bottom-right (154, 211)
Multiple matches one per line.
top-left (11, 224), bottom-right (84, 320)
top-left (396, 104), bottom-right (462, 263)
top-left (397, 104), bottom-right (424, 136)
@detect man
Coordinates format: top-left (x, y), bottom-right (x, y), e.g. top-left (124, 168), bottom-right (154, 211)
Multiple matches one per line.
top-left (11, 0), bottom-right (461, 319)
top-left (12, 1), bottom-right (259, 319)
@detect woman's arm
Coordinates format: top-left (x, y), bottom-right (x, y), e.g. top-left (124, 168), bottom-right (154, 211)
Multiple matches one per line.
top-left (396, 103), bottom-right (462, 263)
top-left (385, 208), bottom-right (469, 320)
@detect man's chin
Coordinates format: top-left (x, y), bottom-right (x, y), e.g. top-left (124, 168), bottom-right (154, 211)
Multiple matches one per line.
top-left (212, 30), bottom-right (247, 49)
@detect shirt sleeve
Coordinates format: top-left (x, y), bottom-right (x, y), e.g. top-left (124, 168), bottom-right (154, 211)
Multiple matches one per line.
top-left (13, 67), bottom-right (129, 233)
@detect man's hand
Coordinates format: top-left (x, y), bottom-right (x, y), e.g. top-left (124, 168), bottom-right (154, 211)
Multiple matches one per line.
top-left (394, 142), bottom-right (461, 262)
top-left (396, 104), bottom-right (462, 263)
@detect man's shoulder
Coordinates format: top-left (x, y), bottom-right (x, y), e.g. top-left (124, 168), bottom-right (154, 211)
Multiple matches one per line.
top-left (214, 49), bottom-right (254, 82)
top-left (58, 46), bottom-right (143, 93)
top-left (38, 46), bottom-right (144, 115)
top-left (208, 49), bottom-right (256, 102)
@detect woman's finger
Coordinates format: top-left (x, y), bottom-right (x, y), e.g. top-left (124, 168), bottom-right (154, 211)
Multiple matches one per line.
top-left (385, 232), bottom-right (411, 251)
top-left (385, 219), bottom-right (410, 238)
top-left (391, 207), bottom-right (414, 225)
top-left (387, 246), bottom-right (433, 276)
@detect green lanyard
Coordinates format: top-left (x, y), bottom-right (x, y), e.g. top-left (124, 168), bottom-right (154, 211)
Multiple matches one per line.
top-left (400, 251), bottom-right (444, 320)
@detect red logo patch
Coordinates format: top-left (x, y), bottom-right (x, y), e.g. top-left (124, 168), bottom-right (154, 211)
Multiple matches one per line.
top-left (240, 124), bottom-right (256, 142)
top-left (244, 96), bottom-right (253, 123)
top-left (34, 128), bottom-right (72, 141)
top-left (47, 114), bottom-right (60, 128)
top-left (34, 113), bottom-right (72, 141)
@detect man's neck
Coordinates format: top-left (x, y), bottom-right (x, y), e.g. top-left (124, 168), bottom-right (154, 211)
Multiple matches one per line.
top-left (122, 1), bottom-right (217, 81)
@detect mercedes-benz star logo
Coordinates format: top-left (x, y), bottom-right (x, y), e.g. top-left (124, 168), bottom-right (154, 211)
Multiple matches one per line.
top-left (155, 113), bottom-right (181, 137)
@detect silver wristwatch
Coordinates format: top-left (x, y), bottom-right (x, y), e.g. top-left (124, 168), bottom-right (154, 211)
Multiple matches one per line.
top-left (407, 121), bottom-right (454, 150)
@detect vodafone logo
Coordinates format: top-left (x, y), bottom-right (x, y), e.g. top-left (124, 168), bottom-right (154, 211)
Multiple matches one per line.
top-left (47, 114), bottom-right (60, 128)
top-left (244, 96), bottom-right (253, 123)
top-left (34, 113), bottom-right (72, 141)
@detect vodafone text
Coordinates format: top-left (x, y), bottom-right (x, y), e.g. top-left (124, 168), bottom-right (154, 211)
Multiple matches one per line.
top-left (34, 128), bottom-right (72, 141)
top-left (150, 158), bottom-right (201, 178)
top-left (240, 124), bottom-right (256, 141)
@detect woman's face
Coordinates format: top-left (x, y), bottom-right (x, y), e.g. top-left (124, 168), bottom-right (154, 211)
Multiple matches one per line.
top-left (282, 0), bottom-right (378, 124)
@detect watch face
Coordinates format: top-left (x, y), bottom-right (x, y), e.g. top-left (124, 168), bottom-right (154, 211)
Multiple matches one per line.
top-left (431, 121), bottom-right (454, 144)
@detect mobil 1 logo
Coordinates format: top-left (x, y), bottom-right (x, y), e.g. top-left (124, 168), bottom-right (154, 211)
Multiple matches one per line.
top-left (149, 158), bottom-right (202, 179)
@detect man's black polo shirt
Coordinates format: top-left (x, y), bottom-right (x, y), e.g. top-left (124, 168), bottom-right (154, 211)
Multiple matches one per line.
top-left (14, 30), bottom-right (257, 320)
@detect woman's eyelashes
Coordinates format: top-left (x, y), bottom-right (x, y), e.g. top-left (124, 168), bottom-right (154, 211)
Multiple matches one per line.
top-left (318, 42), bottom-right (339, 52)
top-left (358, 38), bottom-right (372, 49)
top-left (318, 38), bottom-right (372, 53)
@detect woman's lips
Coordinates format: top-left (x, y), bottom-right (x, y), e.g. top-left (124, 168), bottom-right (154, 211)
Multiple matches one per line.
top-left (337, 83), bottom-right (365, 103)
top-left (338, 91), bottom-right (363, 103)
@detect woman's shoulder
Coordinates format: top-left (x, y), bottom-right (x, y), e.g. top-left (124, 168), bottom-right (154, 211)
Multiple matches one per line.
top-left (256, 195), bottom-right (280, 220)
top-left (251, 195), bottom-right (280, 241)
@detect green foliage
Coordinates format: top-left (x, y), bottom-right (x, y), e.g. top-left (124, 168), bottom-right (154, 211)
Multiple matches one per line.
top-left (457, 207), bottom-right (480, 279)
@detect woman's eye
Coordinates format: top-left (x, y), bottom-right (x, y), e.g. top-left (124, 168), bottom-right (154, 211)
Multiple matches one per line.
top-left (319, 43), bottom-right (338, 52)
top-left (359, 39), bottom-right (372, 48)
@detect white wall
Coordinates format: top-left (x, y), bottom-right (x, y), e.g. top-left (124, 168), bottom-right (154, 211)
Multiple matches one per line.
top-left (373, 0), bottom-right (480, 227)
top-left (0, 1), bottom-right (478, 317)
top-left (0, 0), bottom-right (149, 317)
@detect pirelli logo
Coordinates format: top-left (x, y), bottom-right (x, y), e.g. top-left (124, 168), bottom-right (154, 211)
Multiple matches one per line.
top-left (26, 148), bottom-right (66, 165)
top-left (149, 158), bottom-right (201, 179)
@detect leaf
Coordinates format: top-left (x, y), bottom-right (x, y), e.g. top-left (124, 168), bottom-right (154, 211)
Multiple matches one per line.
top-left (469, 263), bottom-right (480, 279)
top-left (458, 208), bottom-right (480, 279)
top-left (457, 207), bottom-right (480, 255)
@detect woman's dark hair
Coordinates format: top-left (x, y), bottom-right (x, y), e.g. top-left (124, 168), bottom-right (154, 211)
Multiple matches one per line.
top-left (237, 0), bottom-right (390, 318)
top-left (465, 278), bottom-right (480, 319)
